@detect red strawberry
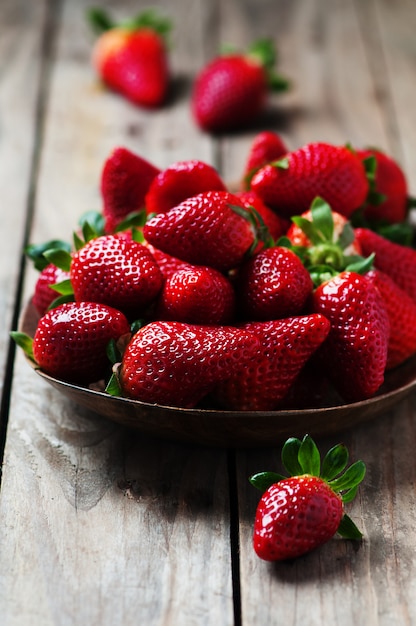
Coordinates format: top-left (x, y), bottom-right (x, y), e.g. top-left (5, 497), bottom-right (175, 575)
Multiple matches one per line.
top-left (250, 435), bottom-right (365, 561)
top-left (32, 302), bottom-right (131, 384)
top-left (312, 271), bottom-right (389, 402)
top-left (355, 227), bottom-right (416, 303)
top-left (357, 148), bottom-right (408, 224)
top-left (214, 314), bottom-right (330, 411)
top-left (145, 244), bottom-right (193, 279)
top-left (70, 235), bottom-right (163, 317)
top-left (119, 321), bottom-right (259, 407)
top-left (236, 190), bottom-right (289, 243)
top-left (242, 130), bottom-right (288, 189)
top-left (191, 40), bottom-right (289, 133)
top-left (143, 190), bottom-right (256, 271)
top-left (32, 263), bottom-right (71, 316)
top-left (365, 269), bottom-right (416, 370)
top-left (156, 265), bottom-right (235, 325)
top-left (101, 146), bottom-right (160, 233)
top-left (88, 8), bottom-right (171, 108)
top-left (251, 142), bottom-right (369, 218)
top-left (145, 159), bottom-right (226, 214)
top-left (236, 246), bottom-right (313, 321)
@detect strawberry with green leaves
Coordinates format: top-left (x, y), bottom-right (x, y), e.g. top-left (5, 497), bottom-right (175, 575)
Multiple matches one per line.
top-left (143, 190), bottom-right (261, 271)
top-left (145, 159), bottom-right (226, 215)
top-left (100, 146), bottom-right (160, 233)
top-left (236, 190), bottom-right (290, 244)
top-left (118, 321), bottom-right (260, 408)
top-left (242, 130), bottom-right (288, 189)
top-left (13, 302), bottom-right (131, 385)
top-left (191, 39), bottom-right (289, 133)
top-left (88, 8), bottom-right (171, 108)
top-left (32, 263), bottom-right (71, 316)
top-left (251, 142), bottom-right (369, 218)
top-left (156, 265), bottom-right (235, 325)
top-left (251, 435), bottom-right (365, 561)
top-left (214, 315), bottom-right (330, 411)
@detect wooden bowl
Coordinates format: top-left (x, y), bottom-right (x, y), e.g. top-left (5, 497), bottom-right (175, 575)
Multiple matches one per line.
top-left (20, 299), bottom-right (416, 447)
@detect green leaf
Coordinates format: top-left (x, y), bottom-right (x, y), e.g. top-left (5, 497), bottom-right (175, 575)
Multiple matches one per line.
top-left (328, 460), bottom-right (366, 493)
top-left (272, 157), bottom-right (290, 170)
top-left (105, 372), bottom-right (122, 396)
top-left (131, 228), bottom-right (145, 243)
top-left (337, 514), bottom-right (363, 539)
top-left (281, 437), bottom-right (303, 475)
top-left (49, 279), bottom-right (74, 296)
top-left (310, 197), bottom-right (334, 242)
top-left (10, 331), bottom-right (34, 361)
top-left (121, 9), bottom-right (172, 40)
top-left (25, 239), bottom-right (72, 272)
top-left (249, 471), bottom-right (286, 492)
top-left (78, 210), bottom-right (105, 237)
top-left (345, 252), bottom-right (374, 275)
top-left (43, 248), bottom-right (72, 272)
top-left (106, 338), bottom-right (121, 365)
top-left (130, 319), bottom-right (146, 335)
top-left (320, 444), bottom-right (349, 481)
top-left (47, 294), bottom-right (75, 310)
top-left (341, 484), bottom-right (359, 503)
top-left (376, 222), bottom-right (414, 246)
top-left (291, 216), bottom-right (324, 245)
top-left (114, 210), bottom-right (147, 233)
top-left (86, 7), bottom-right (115, 34)
top-left (337, 222), bottom-right (356, 250)
top-left (362, 154), bottom-right (377, 182)
top-left (82, 220), bottom-right (98, 244)
top-left (73, 231), bottom-right (85, 251)
top-left (298, 434), bottom-right (321, 476)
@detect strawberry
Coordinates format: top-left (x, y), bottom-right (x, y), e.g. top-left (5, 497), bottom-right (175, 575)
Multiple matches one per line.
top-left (29, 302), bottom-right (131, 384)
top-left (118, 321), bottom-right (259, 407)
top-left (235, 246), bottom-right (313, 321)
top-left (88, 8), bottom-right (171, 108)
top-left (356, 148), bottom-right (408, 224)
top-left (214, 315), bottom-right (330, 411)
top-left (156, 265), bottom-right (235, 325)
top-left (355, 227), bottom-right (416, 303)
top-left (100, 146), bottom-right (160, 233)
top-left (250, 435), bottom-right (365, 561)
top-left (143, 190), bottom-right (257, 271)
top-left (191, 40), bottom-right (289, 132)
top-left (32, 263), bottom-right (71, 316)
top-left (145, 159), bottom-right (226, 215)
top-left (251, 142), bottom-right (369, 218)
top-left (144, 244), bottom-right (193, 279)
top-left (236, 190), bottom-right (289, 243)
top-left (365, 269), bottom-right (416, 370)
top-left (242, 130), bottom-right (288, 189)
top-left (70, 234), bottom-right (163, 318)
top-left (312, 271), bottom-right (389, 402)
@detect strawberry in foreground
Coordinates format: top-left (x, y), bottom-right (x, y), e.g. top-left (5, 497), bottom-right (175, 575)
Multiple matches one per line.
top-left (145, 159), bottom-right (226, 214)
top-left (250, 435), bottom-right (365, 561)
top-left (251, 142), bottom-right (369, 218)
top-left (32, 263), bottom-right (71, 316)
top-left (242, 130), bottom-right (288, 189)
top-left (88, 8), bottom-right (171, 108)
top-left (191, 39), bottom-right (289, 133)
top-left (118, 321), bottom-right (260, 407)
top-left (100, 146), bottom-right (160, 233)
top-left (12, 302), bottom-right (131, 385)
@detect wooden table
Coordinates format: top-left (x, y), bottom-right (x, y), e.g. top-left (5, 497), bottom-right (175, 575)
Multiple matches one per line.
top-left (1, 0), bottom-right (416, 624)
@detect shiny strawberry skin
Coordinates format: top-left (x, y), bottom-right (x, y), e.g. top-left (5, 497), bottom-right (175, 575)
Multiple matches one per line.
top-left (191, 56), bottom-right (267, 132)
top-left (156, 265), bottom-right (235, 325)
top-left (101, 147), bottom-right (160, 233)
top-left (119, 321), bottom-right (259, 407)
top-left (355, 227), bottom-right (416, 303)
top-left (365, 269), bottom-right (416, 370)
top-left (251, 142), bottom-right (368, 218)
top-left (143, 190), bottom-right (255, 271)
top-left (145, 159), bottom-right (226, 214)
top-left (214, 314), bottom-right (330, 411)
top-left (242, 131), bottom-right (288, 189)
top-left (70, 235), bottom-right (163, 317)
top-left (357, 149), bottom-right (408, 224)
top-left (33, 302), bottom-right (131, 384)
top-left (312, 271), bottom-right (389, 401)
top-left (92, 27), bottom-right (169, 107)
top-left (236, 246), bottom-right (313, 320)
top-left (32, 263), bottom-right (70, 316)
top-left (145, 244), bottom-right (192, 279)
top-left (254, 475), bottom-right (343, 561)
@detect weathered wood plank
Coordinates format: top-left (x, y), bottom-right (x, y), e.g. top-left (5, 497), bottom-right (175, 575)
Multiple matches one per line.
top-left (0, 0), bottom-right (234, 624)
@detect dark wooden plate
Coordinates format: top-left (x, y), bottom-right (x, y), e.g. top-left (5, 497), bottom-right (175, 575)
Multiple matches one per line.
top-left (20, 299), bottom-right (416, 447)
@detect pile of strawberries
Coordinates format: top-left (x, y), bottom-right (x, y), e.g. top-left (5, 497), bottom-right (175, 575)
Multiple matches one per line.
top-left (14, 132), bottom-right (416, 414)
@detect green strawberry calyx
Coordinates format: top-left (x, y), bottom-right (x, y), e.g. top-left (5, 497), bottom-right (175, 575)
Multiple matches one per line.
top-left (247, 39), bottom-right (290, 92)
top-left (229, 203), bottom-right (275, 254)
top-left (280, 196), bottom-right (374, 287)
top-left (87, 7), bottom-right (172, 41)
top-left (250, 434), bottom-right (366, 539)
